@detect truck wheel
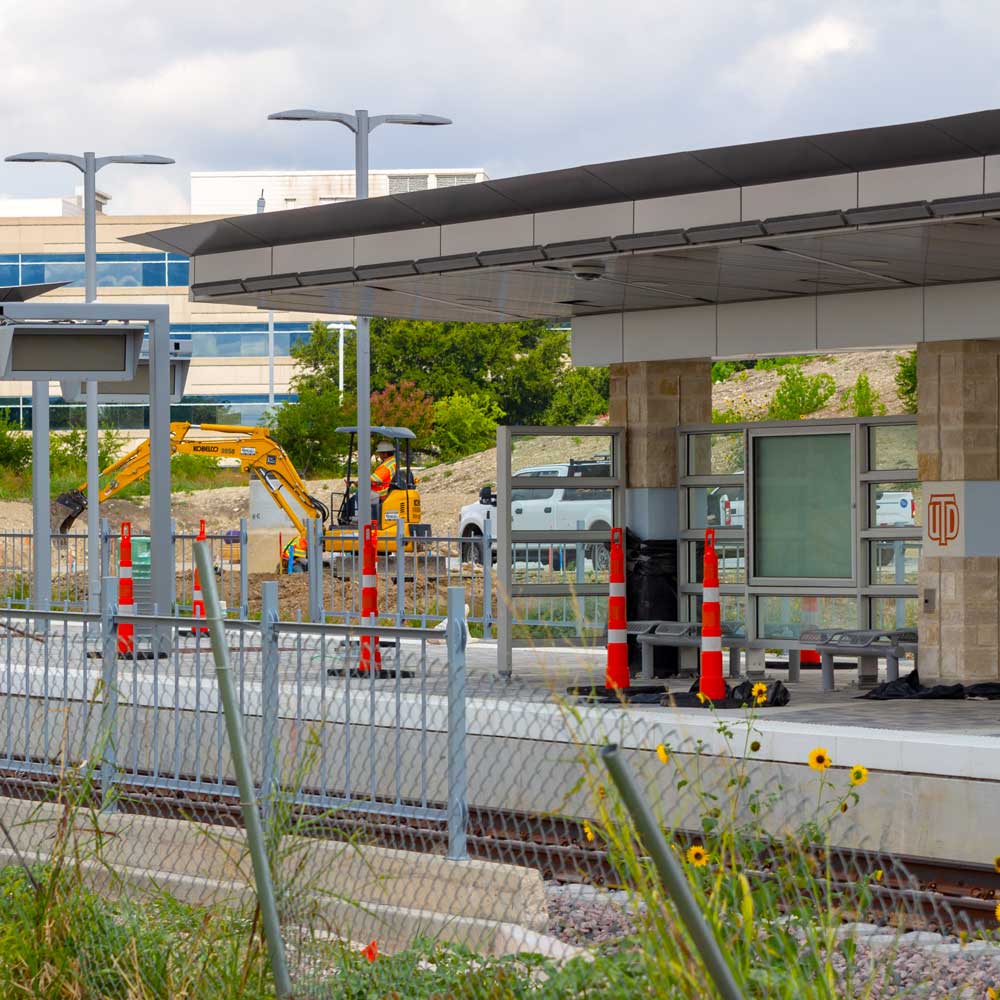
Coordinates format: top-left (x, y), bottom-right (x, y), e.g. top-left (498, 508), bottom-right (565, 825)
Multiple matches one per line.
top-left (461, 526), bottom-right (484, 564)
top-left (586, 523), bottom-right (612, 572)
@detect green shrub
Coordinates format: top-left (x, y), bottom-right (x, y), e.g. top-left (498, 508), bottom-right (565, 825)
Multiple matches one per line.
top-left (841, 372), bottom-right (887, 417)
top-left (712, 398), bottom-right (766, 424)
top-left (712, 360), bottom-right (753, 383)
top-left (755, 354), bottom-right (817, 372)
top-left (544, 367), bottom-right (609, 425)
top-left (894, 349), bottom-right (917, 414)
top-left (766, 366), bottom-right (836, 420)
top-left (0, 418), bottom-right (31, 473)
top-left (432, 392), bottom-right (504, 462)
top-left (370, 380), bottom-right (435, 443)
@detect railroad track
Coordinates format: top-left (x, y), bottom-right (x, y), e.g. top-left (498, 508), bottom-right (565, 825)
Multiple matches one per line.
top-left (1, 769), bottom-right (996, 933)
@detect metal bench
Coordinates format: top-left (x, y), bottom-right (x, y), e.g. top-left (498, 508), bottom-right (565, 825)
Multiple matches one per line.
top-left (633, 620), bottom-right (749, 680)
top-left (799, 628), bottom-right (917, 692)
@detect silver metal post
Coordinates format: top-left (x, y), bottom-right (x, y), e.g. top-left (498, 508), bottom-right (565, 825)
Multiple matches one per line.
top-left (267, 312), bottom-right (275, 406)
top-left (260, 580), bottom-right (280, 812)
top-left (99, 575), bottom-right (118, 812)
top-left (148, 309), bottom-right (173, 643)
top-left (239, 516), bottom-right (249, 619)
top-left (31, 381), bottom-right (50, 612)
top-left (194, 543), bottom-right (292, 998)
top-left (496, 427), bottom-right (512, 678)
top-left (83, 152), bottom-right (101, 615)
top-left (601, 744), bottom-right (743, 1000)
top-left (338, 324), bottom-right (345, 402)
top-left (446, 586), bottom-right (468, 861)
top-left (482, 513), bottom-right (493, 639)
top-left (307, 518), bottom-right (322, 623)
top-left (575, 518), bottom-right (585, 638)
top-left (396, 516), bottom-right (405, 627)
top-left (355, 110), bottom-right (372, 532)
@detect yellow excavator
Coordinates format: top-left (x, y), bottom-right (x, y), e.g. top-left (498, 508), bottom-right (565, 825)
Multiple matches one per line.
top-left (50, 422), bottom-right (427, 571)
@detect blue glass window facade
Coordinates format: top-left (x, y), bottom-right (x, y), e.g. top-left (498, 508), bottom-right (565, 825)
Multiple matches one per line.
top-left (1, 251), bottom-right (189, 288)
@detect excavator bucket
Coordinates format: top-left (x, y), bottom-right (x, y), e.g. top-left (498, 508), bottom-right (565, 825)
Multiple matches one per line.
top-left (51, 489), bottom-right (87, 536)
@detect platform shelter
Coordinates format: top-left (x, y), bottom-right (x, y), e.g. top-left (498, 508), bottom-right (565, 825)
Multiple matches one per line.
top-left (131, 108), bottom-right (1000, 684)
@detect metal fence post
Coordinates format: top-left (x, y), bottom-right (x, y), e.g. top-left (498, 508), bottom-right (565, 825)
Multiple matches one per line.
top-left (482, 514), bottom-right (493, 639)
top-left (99, 576), bottom-right (118, 813)
top-left (396, 517), bottom-right (405, 627)
top-left (260, 580), bottom-right (280, 817)
top-left (100, 517), bottom-right (111, 578)
top-left (446, 586), bottom-right (468, 861)
top-left (239, 517), bottom-right (249, 619)
top-left (601, 744), bottom-right (743, 1000)
top-left (575, 518), bottom-right (585, 638)
top-left (306, 518), bottom-right (322, 623)
top-left (194, 543), bottom-right (292, 998)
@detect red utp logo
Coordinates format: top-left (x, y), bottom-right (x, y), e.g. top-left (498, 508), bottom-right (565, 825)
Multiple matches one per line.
top-left (927, 493), bottom-right (960, 547)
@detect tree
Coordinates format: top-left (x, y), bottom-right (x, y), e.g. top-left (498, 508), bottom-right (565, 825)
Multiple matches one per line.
top-left (267, 385), bottom-right (353, 477)
top-left (894, 350), bottom-right (918, 414)
top-left (370, 381), bottom-right (435, 442)
top-left (544, 366), bottom-right (609, 425)
top-left (433, 392), bottom-right (504, 462)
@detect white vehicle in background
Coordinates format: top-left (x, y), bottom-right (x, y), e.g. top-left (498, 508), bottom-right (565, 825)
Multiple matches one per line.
top-left (875, 490), bottom-right (917, 527)
top-left (459, 460), bottom-right (613, 569)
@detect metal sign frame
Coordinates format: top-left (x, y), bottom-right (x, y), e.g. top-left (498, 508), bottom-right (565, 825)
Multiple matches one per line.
top-left (496, 424), bottom-right (625, 678)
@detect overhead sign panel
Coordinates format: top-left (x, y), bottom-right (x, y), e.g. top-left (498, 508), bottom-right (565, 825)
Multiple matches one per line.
top-left (59, 354), bottom-right (190, 404)
top-left (0, 325), bottom-right (143, 380)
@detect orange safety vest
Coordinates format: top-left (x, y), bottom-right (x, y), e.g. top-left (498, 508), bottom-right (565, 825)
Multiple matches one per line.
top-left (371, 456), bottom-right (397, 496)
top-left (283, 535), bottom-right (307, 561)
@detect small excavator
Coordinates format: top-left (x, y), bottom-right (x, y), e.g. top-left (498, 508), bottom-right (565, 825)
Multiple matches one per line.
top-left (51, 422), bottom-right (427, 572)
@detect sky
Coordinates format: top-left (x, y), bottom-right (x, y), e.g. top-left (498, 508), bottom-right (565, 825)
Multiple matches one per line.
top-left (0, 0), bottom-right (998, 214)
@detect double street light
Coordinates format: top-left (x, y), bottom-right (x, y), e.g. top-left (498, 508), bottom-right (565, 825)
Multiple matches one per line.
top-left (5, 151), bottom-right (174, 612)
top-left (267, 108), bottom-right (450, 527)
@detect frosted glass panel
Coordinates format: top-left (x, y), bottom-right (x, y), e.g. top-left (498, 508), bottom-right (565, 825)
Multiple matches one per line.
top-left (754, 433), bottom-right (852, 579)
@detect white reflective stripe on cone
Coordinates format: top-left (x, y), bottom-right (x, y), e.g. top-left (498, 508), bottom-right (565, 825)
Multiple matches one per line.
top-left (119, 605), bottom-right (135, 614)
top-left (361, 574), bottom-right (377, 589)
top-left (607, 628), bottom-right (627, 644)
top-left (701, 635), bottom-right (722, 652)
top-left (608, 582), bottom-right (626, 598)
top-left (119, 566), bottom-right (133, 579)
top-left (702, 586), bottom-right (719, 603)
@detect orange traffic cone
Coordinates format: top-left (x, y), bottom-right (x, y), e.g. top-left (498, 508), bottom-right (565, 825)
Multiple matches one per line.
top-left (191, 519), bottom-right (208, 635)
top-left (605, 527), bottom-right (629, 690)
top-left (359, 521), bottom-right (382, 673)
top-left (117, 522), bottom-right (135, 656)
top-left (699, 528), bottom-right (726, 701)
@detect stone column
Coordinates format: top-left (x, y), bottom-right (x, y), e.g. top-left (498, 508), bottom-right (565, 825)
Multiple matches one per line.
top-left (917, 339), bottom-right (1000, 683)
top-left (609, 359), bottom-right (712, 539)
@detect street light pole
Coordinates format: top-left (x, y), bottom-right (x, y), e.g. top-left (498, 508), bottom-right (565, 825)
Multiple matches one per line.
top-left (6, 151), bottom-right (174, 613)
top-left (255, 190), bottom-right (276, 406)
top-left (268, 108), bottom-right (450, 528)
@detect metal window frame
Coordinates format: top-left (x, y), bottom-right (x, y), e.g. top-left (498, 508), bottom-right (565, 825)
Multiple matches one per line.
top-left (496, 424), bottom-right (625, 677)
top-left (677, 414), bottom-right (919, 650)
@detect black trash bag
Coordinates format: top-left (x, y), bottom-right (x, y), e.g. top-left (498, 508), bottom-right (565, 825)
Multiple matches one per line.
top-left (963, 682), bottom-right (1000, 699)
top-left (863, 670), bottom-right (922, 700)
top-left (915, 683), bottom-right (966, 700)
top-left (864, 669), bottom-right (974, 701)
top-left (666, 676), bottom-right (791, 709)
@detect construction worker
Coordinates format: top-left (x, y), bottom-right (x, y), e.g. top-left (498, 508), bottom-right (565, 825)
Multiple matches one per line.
top-left (370, 441), bottom-right (397, 499)
top-left (282, 534), bottom-right (308, 573)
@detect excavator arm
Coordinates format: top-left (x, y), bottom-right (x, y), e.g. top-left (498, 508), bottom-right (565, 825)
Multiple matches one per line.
top-left (51, 422), bottom-right (327, 538)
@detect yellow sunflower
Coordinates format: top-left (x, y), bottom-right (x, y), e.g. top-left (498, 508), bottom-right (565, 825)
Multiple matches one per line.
top-left (994, 855), bottom-right (1000, 875)
top-left (808, 747), bottom-right (832, 771)
top-left (686, 844), bottom-right (709, 868)
top-left (656, 744), bottom-right (670, 764)
top-left (988, 988), bottom-right (997, 1000)
top-left (583, 821), bottom-right (595, 843)
top-left (873, 869), bottom-right (883, 882)
top-left (696, 691), bottom-right (708, 705)
top-left (751, 682), bottom-right (767, 705)
top-left (995, 901), bottom-right (1000, 923)
top-left (849, 765), bottom-right (869, 787)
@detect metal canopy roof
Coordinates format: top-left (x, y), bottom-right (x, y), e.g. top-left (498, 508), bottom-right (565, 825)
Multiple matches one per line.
top-left (0, 281), bottom-right (69, 302)
top-left (130, 108), bottom-right (1000, 257)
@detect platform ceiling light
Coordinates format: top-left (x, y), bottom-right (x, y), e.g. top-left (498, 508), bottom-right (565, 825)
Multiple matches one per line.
top-left (242, 273), bottom-right (302, 292)
top-left (414, 252), bottom-right (481, 274)
top-left (190, 279), bottom-right (246, 297)
top-left (762, 210), bottom-right (848, 235)
top-left (686, 220), bottom-right (766, 243)
top-left (354, 260), bottom-right (418, 280)
top-left (477, 245), bottom-right (547, 267)
top-left (611, 229), bottom-right (688, 251)
top-left (844, 201), bottom-right (931, 225)
top-left (297, 267), bottom-right (358, 286)
top-left (542, 237), bottom-right (615, 260)
top-left (0, 324), bottom-right (144, 380)
top-left (929, 192), bottom-right (1000, 217)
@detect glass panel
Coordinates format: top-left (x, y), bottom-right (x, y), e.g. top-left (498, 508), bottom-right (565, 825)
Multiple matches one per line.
top-left (869, 424), bottom-right (917, 471)
top-left (870, 539), bottom-right (921, 585)
top-left (754, 433), bottom-right (852, 578)
top-left (688, 486), bottom-right (745, 529)
top-left (167, 261), bottom-right (190, 286)
top-left (0, 264), bottom-right (19, 285)
top-left (687, 432), bottom-right (744, 476)
top-left (141, 262), bottom-right (167, 286)
top-left (41, 261), bottom-right (85, 286)
top-left (871, 597), bottom-right (918, 630)
top-left (870, 481), bottom-right (921, 527)
top-left (96, 262), bottom-right (142, 287)
top-left (20, 263), bottom-right (45, 284)
top-left (511, 434), bottom-right (614, 478)
top-left (757, 595), bottom-right (857, 639)
top-left (510, 485), bottom-right (555, 503)
top-left (688, 540), bottom-right (746, 584)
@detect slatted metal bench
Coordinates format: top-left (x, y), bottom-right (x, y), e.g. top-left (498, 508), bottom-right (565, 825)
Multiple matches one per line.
top-left (799, 628), bottom-right (917, 692)
top-left (630, 620), bottom-right (748, 681)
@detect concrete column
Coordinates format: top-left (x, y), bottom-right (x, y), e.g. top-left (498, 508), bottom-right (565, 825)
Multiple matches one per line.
top-left (609, 359), bottom-right (712, 539)
top-left (917, 339), bottom-right (1000, 683)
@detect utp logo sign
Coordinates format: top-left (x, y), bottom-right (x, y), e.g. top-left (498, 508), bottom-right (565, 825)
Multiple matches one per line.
top-left (927, 492), bottom-right (960, 547)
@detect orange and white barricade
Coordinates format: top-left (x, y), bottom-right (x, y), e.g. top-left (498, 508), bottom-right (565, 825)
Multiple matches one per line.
top-left (117, 522), bottom-right (135, 656)
top-left (359, 522), bottom-right (382, 673)
top-left (191, 519), bottom-right (209, 635)
top-left (699, 527), bottom-right (725, 701)
top-left (605, 527), bottom-right (629, 690)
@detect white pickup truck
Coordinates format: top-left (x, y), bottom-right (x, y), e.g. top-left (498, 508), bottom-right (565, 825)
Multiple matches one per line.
top-left (459, 462), bottom-right (613, 569)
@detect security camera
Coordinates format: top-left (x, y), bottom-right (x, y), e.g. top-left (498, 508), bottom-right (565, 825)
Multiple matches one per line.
top-left (572, 261), bottom-right (605, 281)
